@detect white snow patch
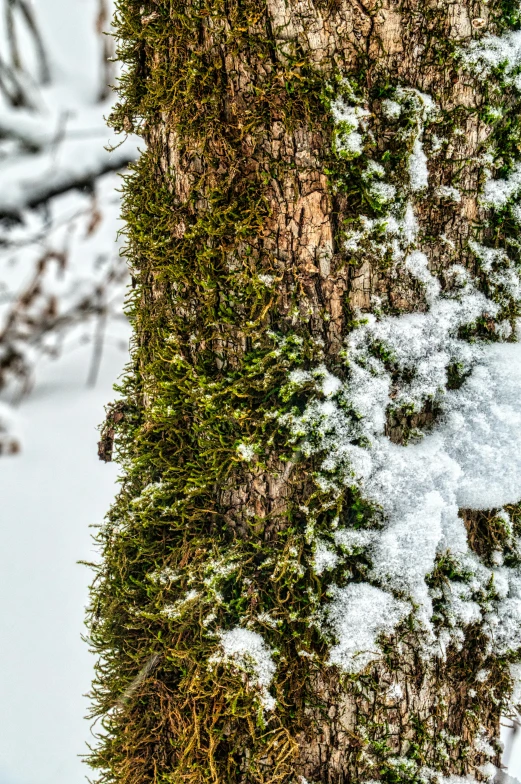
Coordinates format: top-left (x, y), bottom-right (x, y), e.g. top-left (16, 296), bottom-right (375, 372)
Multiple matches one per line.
top-left (237, 443), bottom-right (256, 461)
top-left (331, 95), bottom-right (370, 158)
top-left (370, 181), bottom-right (397, 203)
top-left (482, 163), bottom-right (521, 210)
top-left (211, 627), bottom-right (277, 711)
top-left (382, 99), bottom-right (402, 119)
top-left (283, 242), bottom-right (521, 668)
top-left (387, 682), bottom-right (404, 701)
top-left (313, 539), bottom-right (339, 575)
top-left (405, 250), bottom-right (441, 303)
top-left (463, 30), bottom-right (521, 90)
top-left (327, 584), bottom-right (409, 673)
top-left (409, 137), bottom-right (429, 191)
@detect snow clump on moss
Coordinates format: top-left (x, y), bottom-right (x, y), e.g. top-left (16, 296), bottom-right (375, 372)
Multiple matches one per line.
top-left (210, 628), bottom-right (277, 711)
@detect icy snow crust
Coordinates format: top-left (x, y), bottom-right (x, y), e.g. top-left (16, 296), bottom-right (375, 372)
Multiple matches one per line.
top-left (280, 78), bottom-right (521, 673)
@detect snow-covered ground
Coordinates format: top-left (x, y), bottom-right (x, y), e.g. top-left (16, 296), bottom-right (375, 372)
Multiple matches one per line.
top-left (0, 340), bottom-right (128, 784)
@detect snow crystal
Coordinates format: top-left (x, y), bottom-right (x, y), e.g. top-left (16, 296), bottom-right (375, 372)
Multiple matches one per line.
top-left (210, 627), bottom-right (277, 710)
top-left (237, 443), bottom-right (256, 461)
top-left (431, 135), bottom-right (444, 153)
top-left (395, 87), bottom-right (436, 116)
top-left (440, 777), bottom-right (480, 784)
top-left (327, 584), bottom-right (409, 673)
top-left (148, 566), bottom-right (180, 585)
top-left (370, 181), bottom-right (397, 203)
top-left (444, 580), bottom-right (483, 630)
top-left (409, 137), bottom-right (429, 191)
top-left (387, 682), bottom-right (404, 701)
top-left (405, 251), bottom-right (441, 303)
top-left (446, 343), bottom-right (521, 510)
top-left (343, 200), bottom-right (418, 262)
top-left (482, 163), bottom-right (521, 209)
top-left (162, 590), bottom-right (199, 620)
top-left (478, 762), bottom-right (497, 781)
top-left (382, 99), bottom-right (402, 119)
top-left (474, 727), bottom-right (496, 758)
top-left (334, 528), bottom-right (376, 553)
top-left (331, 96), bottom-right (370, 158)
top-left (258, 274), bottom-right (275, 287)
top-left (313, 539), bottom-right (339, 574)
top-left (363, 160), bottom-right (386, 179)
top-left (462, 30), bottom-right (521, 89)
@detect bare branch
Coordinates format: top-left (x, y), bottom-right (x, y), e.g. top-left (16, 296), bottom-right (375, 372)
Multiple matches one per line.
top-left (16, 0), bottom-right (51, 84)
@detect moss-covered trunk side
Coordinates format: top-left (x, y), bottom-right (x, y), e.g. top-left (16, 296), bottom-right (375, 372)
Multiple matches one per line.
top-left (88, 1), bottom-right (521, 783)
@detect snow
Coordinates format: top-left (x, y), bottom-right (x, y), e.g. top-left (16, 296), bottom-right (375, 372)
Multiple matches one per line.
top-left (300, 72), bottom-right (521, 680)
top-left (210, 627), bottom-right (277, 711)
top-left (237, 443), bottom-right (256, 461)
top-left (462, 30), bottom-right (521, 89)
top-left (370, 181), bottom-right (397, 204)
top-left (283, 206), bottom-right (521, 668)
top-left (409, 137), bottom-right (429, 191)
top-left (482, 163), bottom-right (521, 210)
top-left (387, 682), bottom-right (404, 701)
top-left (287, 304), bottom-right (521, 663)
top-left (381, 98), bottom-right (401, 119)
top-left (313, 539), bottom-right (339, 574)
top-left (0, 341), bottom-right (128, 784)
top-left (327, 584), bottom-right (408, 673)
top-left (405, 250), bottom-right (441, 303)
top-left (0, 0), bottom-right (138, 217)
top-left (162, 590), bottom-right (199, 620)
top-left (510, 662), bottom-right (521, 706)
top-left (331, 91), bottom-right (370, 158)
top-left (343, 201), bottom-right (419, 263)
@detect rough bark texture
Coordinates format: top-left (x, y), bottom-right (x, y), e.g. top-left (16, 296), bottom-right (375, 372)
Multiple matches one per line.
top-left (88, 1), bottom-right (519, 783)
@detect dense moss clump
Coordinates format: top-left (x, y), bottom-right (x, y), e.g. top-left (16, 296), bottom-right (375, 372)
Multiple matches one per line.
top-left (87, 2), bottom-right (521, 783)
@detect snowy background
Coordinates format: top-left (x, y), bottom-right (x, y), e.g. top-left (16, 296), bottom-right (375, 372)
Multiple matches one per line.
top-left (0, 1), bottom-right (133, 783)
top-left (0, 2), bottom-right (520, 784)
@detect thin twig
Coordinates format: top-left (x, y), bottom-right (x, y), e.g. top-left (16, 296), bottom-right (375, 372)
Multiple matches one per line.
top-left (16, 0), bottom-right (51, 84)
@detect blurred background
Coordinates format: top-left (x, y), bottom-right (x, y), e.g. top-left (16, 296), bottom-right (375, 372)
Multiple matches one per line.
top-left (0, 1), bottom-right (136, 783)
top-left (0, 2), bottom-right (520, 784)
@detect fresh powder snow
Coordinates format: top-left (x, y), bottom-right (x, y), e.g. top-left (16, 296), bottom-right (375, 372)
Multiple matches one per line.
top-left (286, 67), bottom-right (521, 683)
top-left (210, 627), bottom-right (277, 711)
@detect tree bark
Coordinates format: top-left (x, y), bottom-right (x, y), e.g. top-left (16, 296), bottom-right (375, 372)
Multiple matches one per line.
top-left (88, 1), bottom-right (521, 783)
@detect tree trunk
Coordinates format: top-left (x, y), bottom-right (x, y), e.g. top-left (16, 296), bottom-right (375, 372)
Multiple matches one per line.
top-left (89, 1), bottom-right (521, 783)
